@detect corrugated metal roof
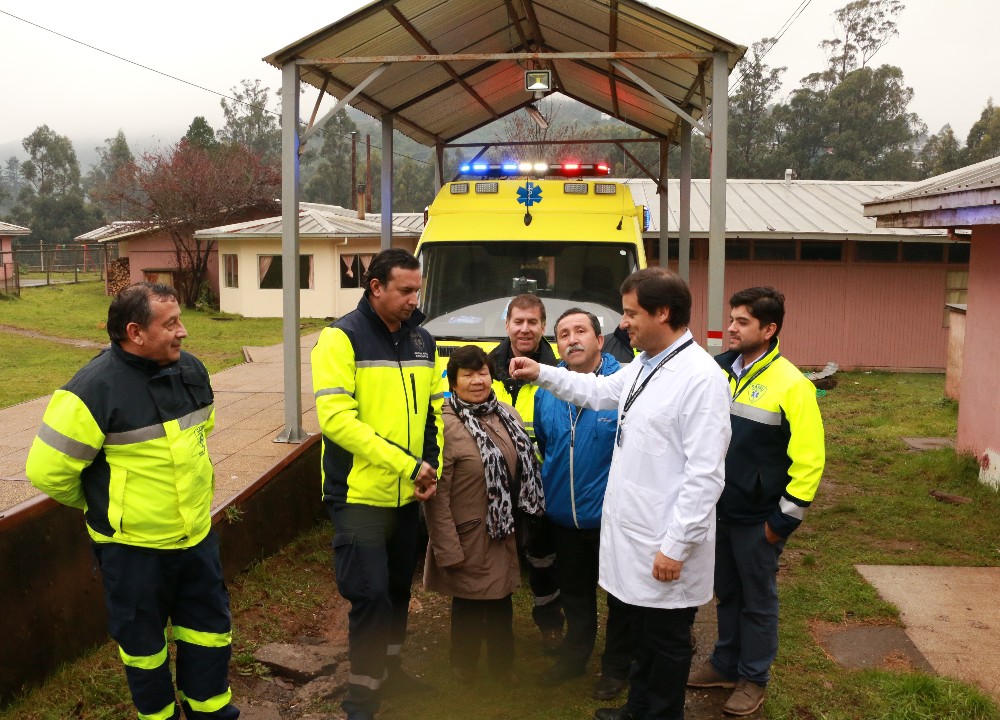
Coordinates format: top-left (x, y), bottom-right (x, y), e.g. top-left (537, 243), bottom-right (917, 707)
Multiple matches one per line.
top-left (75, 221), bottom-right (153, 243)
top-left (0, 221), bottom-right (31, 236)
top-left (264, 0), bottom-right (744, 146)
top-left (196, 204), bottom-right (422, 238)
top-left (627, 179), bottom-right (948, 241)
top-left (304, 203), bottom-right (426, 231)
top-left (867, 155), bottom-right (1000, 204)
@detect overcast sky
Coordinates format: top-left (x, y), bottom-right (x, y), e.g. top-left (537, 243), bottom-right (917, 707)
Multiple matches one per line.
top-left (0, 0), bottom-right (994, 158)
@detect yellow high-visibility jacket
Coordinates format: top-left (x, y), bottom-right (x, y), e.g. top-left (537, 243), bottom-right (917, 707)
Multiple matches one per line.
top-left (488, 337), bottom-right (558, 442)
top-left (26, 344), bottom-right (216, 549)
top-left (312, 297), bottom-right (445, 507)
top-left (715, 338), bottom-right (825, 537)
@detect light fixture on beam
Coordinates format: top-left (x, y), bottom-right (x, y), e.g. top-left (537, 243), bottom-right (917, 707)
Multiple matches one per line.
top-left (526, 104), bottom-right (549, 130)
top-left (525, 69), bottom-right (552, 100)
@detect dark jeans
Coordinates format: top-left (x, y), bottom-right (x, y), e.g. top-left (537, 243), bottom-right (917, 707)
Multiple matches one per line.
top-left (328, 501), bottom-right (421, 717)
top-left (551, 523), bottom-right (631, 678)
top-left (518, 513), bottom-right (564, 633)
top-left (711, 520), bottom-right (786, 685)
top-left (450, 595), bottom-right (514, 675)
top-left (624, 604), bottom-right (697, 720)
top-left (94, 532), bottom-right (238, 720)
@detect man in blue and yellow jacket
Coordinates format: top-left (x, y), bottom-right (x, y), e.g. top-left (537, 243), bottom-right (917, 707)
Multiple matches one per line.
top-left (688, 286), bottom-right (825, 717)
top-left (312, 248), bottom-right (444, 720)
top-left (26, 282), bottom-right (237, 720)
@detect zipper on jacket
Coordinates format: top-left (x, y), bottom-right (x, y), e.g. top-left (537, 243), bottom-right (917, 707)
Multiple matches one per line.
top-left (410, 373), bottom-right (418, 414)
top-left (569, 405), bottom-right (583, 529)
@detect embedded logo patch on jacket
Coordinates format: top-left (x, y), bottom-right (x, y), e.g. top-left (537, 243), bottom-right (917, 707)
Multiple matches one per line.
top-left (410, 331), bottom-right (430, 360)
top-left (749, 383), bottom-right (767, 402)
top-left (194, 426), bottom-right (207, 456)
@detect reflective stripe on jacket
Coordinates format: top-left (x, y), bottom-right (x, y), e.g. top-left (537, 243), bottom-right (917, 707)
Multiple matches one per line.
top-left (534, 353), bottom-right (621, 529)
top-left (715, 338), bottom-right (825, 537)
top-left (26, 344), bottom-right (216, 549)
top-left (312, 297), bottom-right (445, 507)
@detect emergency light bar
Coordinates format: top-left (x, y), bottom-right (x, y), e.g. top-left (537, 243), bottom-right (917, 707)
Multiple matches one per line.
top-left (457, 162), bottom-right (612, 178)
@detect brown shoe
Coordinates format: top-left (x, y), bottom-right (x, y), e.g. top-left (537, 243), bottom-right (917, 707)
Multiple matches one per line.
top-left (686, 661), bottom-right (737, 689)
top-left (722, 678), bottom-right (766, 716)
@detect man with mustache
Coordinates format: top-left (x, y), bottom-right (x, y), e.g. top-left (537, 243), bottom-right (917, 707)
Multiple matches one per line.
top-left (534, 308), bottom-right (632, 701)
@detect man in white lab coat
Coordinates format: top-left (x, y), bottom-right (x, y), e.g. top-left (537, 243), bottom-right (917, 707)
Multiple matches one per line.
top-left (510, 268), bottom-right (731, 720)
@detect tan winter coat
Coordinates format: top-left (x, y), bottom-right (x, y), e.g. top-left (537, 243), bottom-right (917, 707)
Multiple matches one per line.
top-left (423, 402), bottom-right (522, 600)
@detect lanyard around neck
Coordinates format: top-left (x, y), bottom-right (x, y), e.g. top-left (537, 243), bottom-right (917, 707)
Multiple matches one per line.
top-left (623, 338), bottom-right (694, 415)
top-left (731, 353), bottom-right (780, 402)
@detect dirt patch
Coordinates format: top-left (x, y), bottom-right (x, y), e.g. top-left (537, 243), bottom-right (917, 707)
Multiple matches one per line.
top-left (0, 323), bottom-right (107, 349)
top-left (810, 618), bottom-right (932, 673)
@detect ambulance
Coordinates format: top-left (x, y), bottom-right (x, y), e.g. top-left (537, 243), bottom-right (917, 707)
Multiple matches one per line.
top-left (417, 161), bottom-right (647, 359)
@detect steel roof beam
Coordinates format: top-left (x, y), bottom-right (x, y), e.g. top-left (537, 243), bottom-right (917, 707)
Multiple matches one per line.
top-left (610, 60), bottom-right (707, 135)
top-left (386, 5), bottom-right (501, 120)
top-left (298, 50), bottom-right (715, 64)
top-left (301, 63), bottom-right (391, 144)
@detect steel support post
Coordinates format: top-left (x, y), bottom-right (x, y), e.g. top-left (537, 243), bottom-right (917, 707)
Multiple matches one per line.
top-left (658, 139), bottom-right (668, 269)
top-left (381, 113), bottom-right (394, 250)
top-left (679, 121), bottom-right (692, 283)
top-left (706, 52), bottom-right (729, 354)
top-left (276, 61), bottom-right (307, 443)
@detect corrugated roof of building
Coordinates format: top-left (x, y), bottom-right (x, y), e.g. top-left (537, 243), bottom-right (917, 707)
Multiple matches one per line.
top-left (196, 203), bottom-right (422, 238)
top-left (264, 0), bottom-right (744, 147)
top-left (75, 221), bottom-right (153, 243)
top-left (627, 178), bottom-right (948, 241)
top-left (304, 203), bottom-right (425, 231)
top-left (0, 221), bottom-right (31, 236)
top-left (867, 155), bottom-right (1000, 204)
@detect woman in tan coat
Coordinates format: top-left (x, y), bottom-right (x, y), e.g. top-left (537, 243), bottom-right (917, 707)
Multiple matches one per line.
top-left (424, 345), bottom-right (544, 683)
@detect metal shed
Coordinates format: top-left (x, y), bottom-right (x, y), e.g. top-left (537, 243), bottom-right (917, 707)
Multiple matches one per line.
top-left (263, 0), bottom-right (745, 441)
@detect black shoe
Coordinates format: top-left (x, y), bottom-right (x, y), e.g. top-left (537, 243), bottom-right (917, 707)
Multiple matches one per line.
top-left (592, 673), bottom-right (628, 700)
top-left (593, 706), bottom-right (640, 720)
top-left (540, 628), bottom-right (564, 655)
top-left (538, 661), bottom-right (585, 686)
top-left (383, 666), bottom-right (432, 695)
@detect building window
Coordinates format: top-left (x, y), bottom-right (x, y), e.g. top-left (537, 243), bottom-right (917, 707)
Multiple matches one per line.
top-left (725, 239), bottom-right (750, 260)
top-left (258, 255), bottom-right (314, 290)
top-left (223, 254), bottom-right (238, 288)
top-left (753, 240), bottom-right (795, 261)
top-left (902, 243), bottom-right (946, 263)
top-left (800, 241), bottom-right (843, 261)
top-left (855, 242), bottom-right (898, 262)
top-left (947, 243), bottom-right (971, 264)
top-left (340, 253), bottom-right (375, 288)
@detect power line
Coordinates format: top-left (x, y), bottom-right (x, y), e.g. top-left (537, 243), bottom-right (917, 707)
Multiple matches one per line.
top-left (729, 0), bottom-right (815, 94)
top-left (0, 8), bottom-right (431, 166)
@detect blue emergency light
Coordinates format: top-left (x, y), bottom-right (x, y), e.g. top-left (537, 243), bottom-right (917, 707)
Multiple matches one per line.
top-left (457, 161), bottom-right (612, 179)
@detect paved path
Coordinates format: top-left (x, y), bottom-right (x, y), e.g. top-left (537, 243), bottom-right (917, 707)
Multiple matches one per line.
top-left (0, 333), bottom-right (322, 516)
top-left (858, 565), bottom-right (1000, 701)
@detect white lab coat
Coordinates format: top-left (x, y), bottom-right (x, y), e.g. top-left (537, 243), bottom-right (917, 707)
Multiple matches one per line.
top-left (535, 330), bottom-right (731, 608)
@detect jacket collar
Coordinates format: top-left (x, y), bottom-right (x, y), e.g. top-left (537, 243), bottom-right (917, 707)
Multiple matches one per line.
top-left (493, 337), bottom-right (558, 381)
top-left (111, 341), bottom-right (177, 375)
top-left (716, 336), bottom-right (781, 379)
top-left (357, 295), bottom-right (427, 336)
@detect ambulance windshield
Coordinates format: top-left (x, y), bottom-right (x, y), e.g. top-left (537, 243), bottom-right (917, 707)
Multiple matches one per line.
top-left (419, 241), bottom-right (638, 338)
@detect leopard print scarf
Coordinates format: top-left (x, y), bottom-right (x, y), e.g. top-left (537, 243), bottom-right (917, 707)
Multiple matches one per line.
top-left (449, 391), bottom-right (544, 539)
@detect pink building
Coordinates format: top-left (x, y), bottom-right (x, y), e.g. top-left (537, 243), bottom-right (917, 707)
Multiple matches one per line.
top-left (864, 157), bottom-right (1000, 487)
top-left (0, 221), bottom-right (30, 294)
top-left (77, 205), bottom-right (278, 297)
top-left (630, 179), bottom-right (968, 371)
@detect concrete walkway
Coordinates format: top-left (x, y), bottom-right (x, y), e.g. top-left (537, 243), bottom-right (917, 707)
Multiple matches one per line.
top-left (0, 333), bottom-right (322, 517)
top-left (858, 565), bottom-right (1000, 701)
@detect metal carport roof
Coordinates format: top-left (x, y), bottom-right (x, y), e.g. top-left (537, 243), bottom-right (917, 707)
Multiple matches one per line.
top-left (263, 0), bottom-right (744, 147)
top-left (263, 0), bottom-right (744, 442)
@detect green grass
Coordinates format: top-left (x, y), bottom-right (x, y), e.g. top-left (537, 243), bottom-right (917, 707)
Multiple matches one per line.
top-left (0, 282), bottom-right (327, 408)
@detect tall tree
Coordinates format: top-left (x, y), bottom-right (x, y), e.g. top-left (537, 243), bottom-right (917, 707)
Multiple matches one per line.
top-left (964, 99), bottom-right (1000, 164)
top-left (96, 140), bottom-right (280, 306)
top-left (772, 86), bottom-right (830, 179)
top-left (729, 39), bottom-right (787, 178)
top-left (817, 65), bottom-right (922, 180)
top-left (919, 125), bottom-right (965, 178)
top-left (183, 116), bottom-right (219, 152)
top-left (85, 130), bottom-right (135, 220)
top-left (219, 79), bottom-right (281, 162)
top-left (816, 0), bottom-right (904, 87)
top-left (10, 125), bottom-right (102, 245)
top-left (303, 110), bottom-right (359, 206)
